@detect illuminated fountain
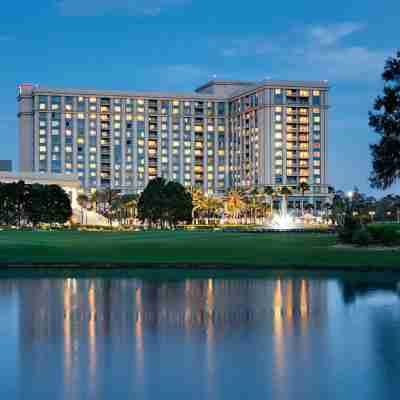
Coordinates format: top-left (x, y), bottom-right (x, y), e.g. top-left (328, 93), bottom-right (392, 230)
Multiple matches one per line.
top-left (269, 196), bottom-right (303, 231)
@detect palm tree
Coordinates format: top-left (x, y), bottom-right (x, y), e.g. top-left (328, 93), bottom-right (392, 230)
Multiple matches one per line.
top-left (225, 190), bottom-right (246, 224)
top-left (121, 194), bottom-right (138, 225)
top-left (189, 187), bottom-right (206, 224)
top-left (77, 193), bottom-right (89, 224)
top-left (203, 196), bottom-right (223, 225)
top-left (278, 186), bottom-right (292, 212)
top-left (93, 189), bottom-right (119, 225)
top-left (298, 181), bottom-right (310, 217)
top-left (263, 185), bottom-right (275, 218)
top-left (246, 187), bottom-right (262, 224)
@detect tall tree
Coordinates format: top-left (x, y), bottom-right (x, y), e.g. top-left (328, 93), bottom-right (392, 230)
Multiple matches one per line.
top-left (369, 50), bottom-right (400, 189)
top-left (137, 178), bottom-right (167, 228)
top-left (164, 181), bottom-right (193, 228)
top-left (298, 181), bottom-right (310, 216)
top-left (137, 178), bottom-right (192, 228)
top-left (77, 193), bottom-right (89, 224)
top-left (93, 188), bottom-right (119, 225)
top-left (263, 185), bottom-right (275, 217)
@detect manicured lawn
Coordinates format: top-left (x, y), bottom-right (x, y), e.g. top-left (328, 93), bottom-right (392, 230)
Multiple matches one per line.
top-left (0, 230), bottom-right (399, 269)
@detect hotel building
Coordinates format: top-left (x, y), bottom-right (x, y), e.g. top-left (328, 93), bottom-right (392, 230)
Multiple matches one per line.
top-left (18, 80), bottom-right (329, 203)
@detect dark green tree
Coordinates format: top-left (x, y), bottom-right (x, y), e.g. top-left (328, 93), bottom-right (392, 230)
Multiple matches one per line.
top-left (0, 182), bottom-right (17, 226)
top-left (46, 185), bottom-right (72, 224)
top-left (369, 50), bottom-right (400, 189)
top-left (164, 181), bottom-right (193, 228)
top-left (138, 178), bottom-right (192, 229)
top-left (137, 178), bottom-right (167, 227)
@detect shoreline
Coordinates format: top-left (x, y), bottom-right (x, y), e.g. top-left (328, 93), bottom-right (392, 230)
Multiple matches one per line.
top-left (1, 262), bottom-right (400, 272)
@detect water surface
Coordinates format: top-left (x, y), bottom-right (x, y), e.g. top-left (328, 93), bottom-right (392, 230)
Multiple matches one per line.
top-left (1, 270), bottom-right (400, 399)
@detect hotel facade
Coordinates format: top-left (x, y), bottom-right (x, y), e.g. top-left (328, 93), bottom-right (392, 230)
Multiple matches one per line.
top-left (18, 80), bottom-right (329, 204)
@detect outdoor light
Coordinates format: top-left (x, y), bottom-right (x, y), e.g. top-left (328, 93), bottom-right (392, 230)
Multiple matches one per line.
top-left (347, 191), bottom-right (354, 199)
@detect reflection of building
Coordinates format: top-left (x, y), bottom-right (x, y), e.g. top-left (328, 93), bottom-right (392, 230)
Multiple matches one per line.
top-left (0, 171), bottom-right (80, 209)
top-left (11, 276), bottom-right (330, 397)
top-left (18, 80), bottom-right (330, 206)
top-left (14, 277), bottom-right (328, 342)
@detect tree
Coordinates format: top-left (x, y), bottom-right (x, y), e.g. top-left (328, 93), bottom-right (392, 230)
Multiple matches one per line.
top-left (0, 182), bottom-right (17, 226)
top-left (190, 187), bottom-right (206, 224)
top-left (369, 50), bottom-right (400, 189)
top-left (225, 190), bottom-right (246, 223)
top-left (45, 185), bottom-right (73, 225)
top-left (298, 181), bottom-right (310, 216)
top-left (263, 185), bottom-right (275, 217)
top-left (93, 188), bottom-right (119, 225)
top-left (164, 181), bottom-right (193, 228)
top-left (137, 178), bottom-right (192, 229)
top-left (0, 182), bottom-right (72, 227)
top-left (278, 186), bottom-right (292, 208)
top-left (137, 178), bottom-right (166, 228)
top-left (77, 193), bottom-right (89, 224)
top-left (245, 188), bottom-right (262, 224)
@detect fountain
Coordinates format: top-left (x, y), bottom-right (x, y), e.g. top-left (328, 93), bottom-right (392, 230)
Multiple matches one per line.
top-left (269, 196), bottom-right (303, 231)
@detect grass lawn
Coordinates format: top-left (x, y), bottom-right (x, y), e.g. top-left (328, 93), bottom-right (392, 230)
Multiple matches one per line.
top-left (0, 230), bottom-right (399, 269)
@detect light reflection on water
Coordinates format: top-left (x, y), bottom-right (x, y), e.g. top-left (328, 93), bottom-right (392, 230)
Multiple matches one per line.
top-left (0, 272), bottom-right (400, 399)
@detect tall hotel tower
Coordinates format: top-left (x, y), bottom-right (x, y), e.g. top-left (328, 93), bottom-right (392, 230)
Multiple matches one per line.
top-left (18, 80), bottom-right (329, 201)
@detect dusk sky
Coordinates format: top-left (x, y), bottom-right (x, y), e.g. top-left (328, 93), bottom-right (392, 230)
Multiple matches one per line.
top-left (1, 0), bottom-right (399, 196)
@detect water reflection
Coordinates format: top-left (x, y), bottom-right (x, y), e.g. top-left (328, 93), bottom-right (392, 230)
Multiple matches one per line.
top-left (0, 273), bottom-right (399, 399)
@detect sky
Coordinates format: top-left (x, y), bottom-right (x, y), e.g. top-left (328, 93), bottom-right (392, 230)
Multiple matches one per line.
top-left (0, 0), bottom-right (399, 197)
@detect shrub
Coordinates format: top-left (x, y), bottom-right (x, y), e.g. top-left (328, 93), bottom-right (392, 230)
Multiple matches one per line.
top-left (367, 224), bottom-right (400, 246)
top-left (337, 214), bottom-right (361, 244)
top-left (351, 228), bottom-right (373, 246)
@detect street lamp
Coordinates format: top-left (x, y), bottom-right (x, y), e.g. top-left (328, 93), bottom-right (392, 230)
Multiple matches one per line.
top-left (369, 211), bottom-right (376, 222)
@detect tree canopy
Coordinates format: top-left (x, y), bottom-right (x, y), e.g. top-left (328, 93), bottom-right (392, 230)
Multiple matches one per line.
top-left (0, 181), bottom-right (72, 227)
top-left (369, 50), bottom-right (400, 189)
top-left (137, 178), bottom-right (192, 228)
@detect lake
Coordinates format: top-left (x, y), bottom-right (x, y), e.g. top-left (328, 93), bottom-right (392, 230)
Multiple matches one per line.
top-left (0, 269), bottom-right (400, 399)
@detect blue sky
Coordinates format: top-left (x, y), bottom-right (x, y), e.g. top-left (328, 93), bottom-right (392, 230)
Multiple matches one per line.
top-left (1, 0), bottom-right (399, 196)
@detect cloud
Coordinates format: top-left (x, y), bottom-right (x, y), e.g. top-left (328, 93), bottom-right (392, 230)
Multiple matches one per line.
top-left (221, 22), bottom-right (392, 82)
top-left (221, 38), bottom-right (275, 57)
top-left (308, 22), bottom-right (365, 46)
top-left (56, 0), bottom-right (190, 16)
